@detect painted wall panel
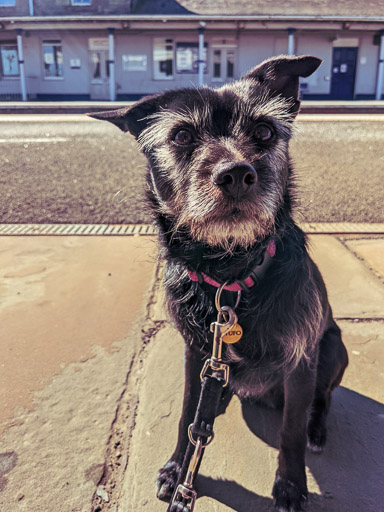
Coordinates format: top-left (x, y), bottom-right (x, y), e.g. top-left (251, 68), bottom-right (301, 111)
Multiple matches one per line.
top-left (354, 33), bottom-right (378, 95)
top-left (297, 34), bottom-right (333, 95)
top-left (237, 32), bottom-right (277, 74)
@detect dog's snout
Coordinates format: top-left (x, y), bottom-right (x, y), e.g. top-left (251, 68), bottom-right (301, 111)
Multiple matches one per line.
top-left (212, 162), bottom-right (257, 199)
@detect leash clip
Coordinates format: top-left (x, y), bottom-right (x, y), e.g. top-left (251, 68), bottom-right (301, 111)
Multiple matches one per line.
top-left (171, 484), bottom-right (197, 512)
top-left (170, 436), bottom-right (204, 511)
top-left (200, 359), bottom-right (229, 387)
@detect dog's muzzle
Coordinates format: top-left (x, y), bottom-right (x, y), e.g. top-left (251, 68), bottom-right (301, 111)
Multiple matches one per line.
top-left (212, 161), bottom-right (257, 200)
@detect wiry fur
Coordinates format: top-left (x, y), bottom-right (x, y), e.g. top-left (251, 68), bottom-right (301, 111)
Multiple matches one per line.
top-left (90, 55), bottom-right (349, 512)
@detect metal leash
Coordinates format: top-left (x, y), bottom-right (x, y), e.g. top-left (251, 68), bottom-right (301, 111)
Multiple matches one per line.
top-left (168, 283), bottom-right (241, 512)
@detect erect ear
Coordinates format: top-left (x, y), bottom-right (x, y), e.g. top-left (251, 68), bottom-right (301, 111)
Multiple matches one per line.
top-left (87, 93), bottom-right (167, 138)
top-left (244, 55), bottom-right (322, 113)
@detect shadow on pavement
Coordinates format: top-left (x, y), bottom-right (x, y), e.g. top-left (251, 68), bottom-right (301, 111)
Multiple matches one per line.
top-left (196, 386), bottom-right (384, 511)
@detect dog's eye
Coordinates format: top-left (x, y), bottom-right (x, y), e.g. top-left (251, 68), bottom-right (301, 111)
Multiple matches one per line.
top-left (254, 124), bottom-right (273, 141)
top-left (173, 129), bottom-right (193, 146)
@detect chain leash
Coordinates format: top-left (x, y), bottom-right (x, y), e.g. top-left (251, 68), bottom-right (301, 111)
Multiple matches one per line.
top-left (168, 283), bottom-right (241, 512)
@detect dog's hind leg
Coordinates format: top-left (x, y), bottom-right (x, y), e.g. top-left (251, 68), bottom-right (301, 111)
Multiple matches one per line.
top-left (307, 320), bottom-right (348, 453)
top-left (156, 344), bottom-right (204, 502)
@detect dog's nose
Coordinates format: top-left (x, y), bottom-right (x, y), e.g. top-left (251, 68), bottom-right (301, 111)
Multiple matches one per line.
top-left (212, 162), bottom-right (257, 199)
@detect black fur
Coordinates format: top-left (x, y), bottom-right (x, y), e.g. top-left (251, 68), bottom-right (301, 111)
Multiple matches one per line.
top-left (90, 55), bottom-right (349, 512)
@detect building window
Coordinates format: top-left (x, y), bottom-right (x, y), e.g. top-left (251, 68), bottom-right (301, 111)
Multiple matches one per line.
top-left (212, 46), bottom-right (236, 82)
top-left (0, 43), bottom-right (19, 77)
top-left (72, 0), bottom-right (91, 4)
top-left (153, 38), bottom-right (174, 80)
top-left (0, 0), bottom-right (16, 6)
top-left (176, 42), bottom-right (208, 74)
top-left (43, 40), bottom-right (63, 78)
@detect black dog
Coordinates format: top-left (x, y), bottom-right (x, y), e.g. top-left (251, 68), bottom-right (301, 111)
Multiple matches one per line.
top-left (91, 55), bottom-right (348, 511)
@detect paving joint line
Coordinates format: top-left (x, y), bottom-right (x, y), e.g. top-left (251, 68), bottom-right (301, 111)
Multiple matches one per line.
top-left (91, 262), bottom-right (167, 512)
top-left (337, 235), bottom-right (384, 286)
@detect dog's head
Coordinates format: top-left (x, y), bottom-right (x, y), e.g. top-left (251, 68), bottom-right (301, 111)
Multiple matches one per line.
top-left (90, 55), bottom-right (321, 250)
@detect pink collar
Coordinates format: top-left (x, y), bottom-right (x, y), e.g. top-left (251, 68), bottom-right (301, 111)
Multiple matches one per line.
top-left (187, 239), bottom-right (276, 292)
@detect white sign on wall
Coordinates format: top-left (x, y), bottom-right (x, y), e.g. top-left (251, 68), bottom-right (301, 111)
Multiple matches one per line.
top-left (44, 53), bottom-right (54, 64)
top-left (122, 55), bottom-right (147, 71)
top-left (70, 59), bottom-right (81, 69)
top-left (88, 38), bottom-right (109, 51)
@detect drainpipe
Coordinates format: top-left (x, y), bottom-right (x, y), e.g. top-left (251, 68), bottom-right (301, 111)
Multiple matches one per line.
top-left (198, 22), bottom-right (205, 87)
top-left (376, 29), bottom-right (384, 100)
top-left (108, 28), bottom-right (116, 101)
top-left (29, 0), bottom-right (34, 16)
top-left (16, 29), bottom-right (27, 102)
top-left (288, 28), bottom-right (296, 56)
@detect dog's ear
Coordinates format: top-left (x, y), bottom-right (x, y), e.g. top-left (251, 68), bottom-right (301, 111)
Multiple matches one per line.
top-left (244, 55), bottom-right (322, 113)
top-left (87, 93), bottom-right (166, 138)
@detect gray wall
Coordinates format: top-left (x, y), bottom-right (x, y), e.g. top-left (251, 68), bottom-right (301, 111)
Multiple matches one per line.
top-left (0, 27), bottom-right (381, 99)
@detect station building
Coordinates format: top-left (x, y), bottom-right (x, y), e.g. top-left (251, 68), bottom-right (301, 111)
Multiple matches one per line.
top-left (0, 0), bottom-right (383, 101)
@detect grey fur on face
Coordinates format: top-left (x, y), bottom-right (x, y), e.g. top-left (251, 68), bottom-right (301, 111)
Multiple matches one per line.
top-left (138, 86), bottom-right (295, 250)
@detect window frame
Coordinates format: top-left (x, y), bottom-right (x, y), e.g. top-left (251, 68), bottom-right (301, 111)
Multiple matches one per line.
top-left (42, 40), bottom-right (64, 80)
top-left (153, 38), bottom-right (175, 81)
top-left (175, 42), bottom-right (208, 74)
top-left (0, 41), bottom-right (19, 78)
top-left (211, 44), bottom-right (237, 83)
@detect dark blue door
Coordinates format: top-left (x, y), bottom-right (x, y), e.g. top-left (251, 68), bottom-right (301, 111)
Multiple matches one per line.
top-left (330, 47), bottom-right (358, 100)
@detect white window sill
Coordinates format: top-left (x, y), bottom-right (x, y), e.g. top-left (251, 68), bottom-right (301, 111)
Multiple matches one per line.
top-left (44, 76), bottom-right (64, 80)
top-left (153, 76), bottom-right (174, 81)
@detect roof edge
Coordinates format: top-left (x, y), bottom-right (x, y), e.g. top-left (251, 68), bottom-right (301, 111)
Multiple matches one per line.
top-left (1, 14), bottom-right (384, 23)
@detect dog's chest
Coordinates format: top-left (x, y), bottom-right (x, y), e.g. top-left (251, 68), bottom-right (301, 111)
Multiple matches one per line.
top-left (222, 328), bottom-right (285, 402)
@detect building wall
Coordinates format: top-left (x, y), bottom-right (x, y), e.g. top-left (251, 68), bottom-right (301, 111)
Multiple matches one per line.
top-left (0, 26), bottom-right (382, 100)
top-left (22, 30), bottom-right (93, 98)
top-left (355, 32), bottom-right (380, 97)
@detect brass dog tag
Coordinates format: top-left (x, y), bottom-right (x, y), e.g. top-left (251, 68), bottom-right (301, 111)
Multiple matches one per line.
top-left (222, 324), bottom-right (243, 344)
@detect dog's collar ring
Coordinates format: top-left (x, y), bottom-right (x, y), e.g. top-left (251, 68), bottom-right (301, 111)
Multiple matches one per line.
top-left (215, 281), bottom-right (241, 312)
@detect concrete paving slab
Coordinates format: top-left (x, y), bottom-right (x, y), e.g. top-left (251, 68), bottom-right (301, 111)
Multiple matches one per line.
top-left (120, 234), bottom-right (384, 512)
top-left (343, 238), bottom-right (384, 279)
top-left (308, 235), bottom-right (384, 318)
top-left (121, 320), bottom-right (384, 512)
top-left (0, 235), bottom-right (155, 512)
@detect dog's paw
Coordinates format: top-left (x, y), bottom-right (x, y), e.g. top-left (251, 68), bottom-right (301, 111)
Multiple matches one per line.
top-left (307, 422), bottom-right (327, 454)
top-left (272, 477), bottom-right (308, 512)
top-left (156, 460), bottom-right (181, 501)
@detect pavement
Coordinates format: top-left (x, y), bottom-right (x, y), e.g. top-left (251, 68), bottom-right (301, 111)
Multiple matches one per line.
top-left (0, 100), bottom-right (384, 115)
top-left (0, 233), bottom-right (383, 512)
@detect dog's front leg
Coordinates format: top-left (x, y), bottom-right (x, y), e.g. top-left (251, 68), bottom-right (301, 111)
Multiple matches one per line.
top-left (157, 344), bottom-right (204, 501)
top-left (273, 362), bottom-right (316, 511)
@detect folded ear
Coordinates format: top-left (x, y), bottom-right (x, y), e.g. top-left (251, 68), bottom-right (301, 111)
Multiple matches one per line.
top-left (244, 55), bottom-right (322, 113)
top-left (87, 93), bottom-right (166, 138)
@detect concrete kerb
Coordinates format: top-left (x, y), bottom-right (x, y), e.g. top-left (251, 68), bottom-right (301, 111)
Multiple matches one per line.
top-left (0, 100), bottom-right (384, 115)
top-left (118, 234), bottom-right (384, 512)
